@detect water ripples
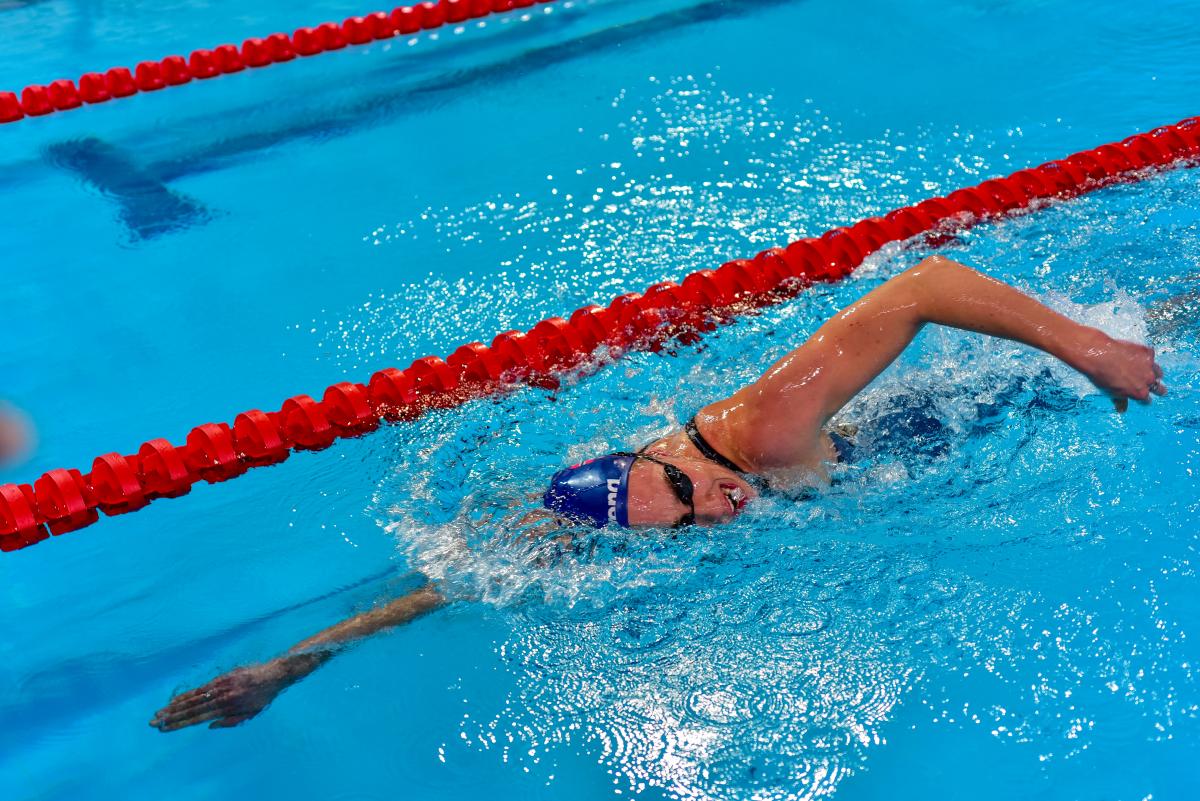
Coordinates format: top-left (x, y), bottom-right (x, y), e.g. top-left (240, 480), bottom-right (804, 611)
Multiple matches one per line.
top-left (761, 600), bottom-right (830, 638)
top-left (320, 72), bottom-right (1011, 373)
top-left (343, 74), bottom-right (1200, 799)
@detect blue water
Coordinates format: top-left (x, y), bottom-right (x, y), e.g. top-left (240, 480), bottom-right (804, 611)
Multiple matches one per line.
top-left (2, 1), bottom-right (1199, 799)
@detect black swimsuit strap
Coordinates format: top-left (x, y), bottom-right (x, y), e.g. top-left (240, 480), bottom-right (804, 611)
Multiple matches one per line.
top-left (684, 418), bottom-right (749, 475)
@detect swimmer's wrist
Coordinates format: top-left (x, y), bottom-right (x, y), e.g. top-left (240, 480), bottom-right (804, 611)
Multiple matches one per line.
top-left (1058, 324), bottom-right (1112, 376)
top-left (277, 649), bottom-right (333, 678)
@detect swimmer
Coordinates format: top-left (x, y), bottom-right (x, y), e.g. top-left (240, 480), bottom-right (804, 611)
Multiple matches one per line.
top-left (151, 255), bottom-right (1165, 732)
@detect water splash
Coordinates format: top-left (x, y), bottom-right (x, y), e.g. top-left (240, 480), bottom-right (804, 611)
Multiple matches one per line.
top-left (320, 76), bottom-right (1200, 799)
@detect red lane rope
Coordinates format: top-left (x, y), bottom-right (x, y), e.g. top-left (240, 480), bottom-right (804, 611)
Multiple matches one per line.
top-left (2, 115), bottom-right (1198, 551)
top-left (0, 0), bottom-right (560, 125)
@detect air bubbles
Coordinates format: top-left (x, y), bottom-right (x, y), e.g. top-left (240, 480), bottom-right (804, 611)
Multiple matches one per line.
top-left (303, 66), bottom-right (1200, 801)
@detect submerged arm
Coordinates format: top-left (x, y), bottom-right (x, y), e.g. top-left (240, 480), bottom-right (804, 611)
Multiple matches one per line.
top-left (151, 581), bottom-right (446, 732)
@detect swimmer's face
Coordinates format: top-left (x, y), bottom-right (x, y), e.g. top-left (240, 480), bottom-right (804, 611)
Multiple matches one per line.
top-left (625, 454), bottom-right (757, 528)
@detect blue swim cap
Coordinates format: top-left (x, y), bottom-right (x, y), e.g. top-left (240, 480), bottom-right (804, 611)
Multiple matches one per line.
top-left (543, 453), bottom-right (635, 528)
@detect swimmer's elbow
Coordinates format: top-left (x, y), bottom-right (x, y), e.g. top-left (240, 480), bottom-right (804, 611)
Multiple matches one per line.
top-left (904, 254), bottom-right (967, 319)
top-left (911, 253), bottom-right (957, 278)
top-left (879, 254), bottom-right (950, 322)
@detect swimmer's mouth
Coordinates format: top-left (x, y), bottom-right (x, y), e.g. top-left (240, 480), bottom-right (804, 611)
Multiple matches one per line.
top-left (721, 484), bottom-right (748, 516)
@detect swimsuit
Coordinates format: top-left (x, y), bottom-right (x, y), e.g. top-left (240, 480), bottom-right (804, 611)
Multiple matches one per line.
top-left (683, 418), bottom-right (752, 473)
top-left (684, 417), bottom-right (857, 471)
top-left (663, 396), bottom-right (951, 492)
top-left (676, 417), bottom-right (857, 496)
top-left (827, 427), bottom-right (858, 464)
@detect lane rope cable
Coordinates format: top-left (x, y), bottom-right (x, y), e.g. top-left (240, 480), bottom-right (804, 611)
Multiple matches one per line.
top-left (0, 0), bottom-right (561, 124)
top-left (2, 115), bottom-right (1197, 552)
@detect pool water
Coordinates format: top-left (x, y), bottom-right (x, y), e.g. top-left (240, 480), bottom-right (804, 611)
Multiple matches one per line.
top-left (2, 1), bottom-right (1198, 799)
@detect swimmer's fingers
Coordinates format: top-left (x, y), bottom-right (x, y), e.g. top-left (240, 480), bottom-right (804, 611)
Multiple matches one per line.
top-left (152, 681), bottom-right (233, 717)
top-left (153, 687), bottom-right (263, 732)
top-left (156, 662), bottom-right (293, 732)
top-left (1149, 354), bottom-right (1166, 396)
top-left (156, 685), bottom-right (208, 710)
top-left (1112, 396), bottom-right (1129, 414)
top-left (152, 698), bottom-right (230, 731)
top-left (1143, 349), bottom-right (1166, 398)
top-left (149, 689), bottom-right (213, 726)
top-left (150, 675), bottom-right (245, 731)
top-left (1134, 379), bottom-right (1168, 403)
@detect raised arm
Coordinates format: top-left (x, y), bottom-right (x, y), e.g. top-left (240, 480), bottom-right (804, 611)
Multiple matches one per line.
top-left (151, 581), bottom-right (446, 732)
top-left (711, 256), bottom-right (1164, 469)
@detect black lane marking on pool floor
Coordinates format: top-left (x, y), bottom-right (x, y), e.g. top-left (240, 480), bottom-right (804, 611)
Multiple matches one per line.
top-left (144, 0), bottom-right (800, 183)
top-left (45, 137), bottom-right (213, 242)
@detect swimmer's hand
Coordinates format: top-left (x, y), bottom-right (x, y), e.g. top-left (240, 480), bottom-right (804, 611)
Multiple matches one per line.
top-left (150, 653), bottom-right (319, 732)
top-left (1074, 330), bottom-right (1166, 413)
top-left (151, 583), bottom-right (444, 732)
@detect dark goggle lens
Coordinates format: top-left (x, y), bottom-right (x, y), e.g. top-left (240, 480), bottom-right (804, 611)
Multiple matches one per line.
top-left (662, 463), bottom-right (693, 505)
top-left (661, 463), bottom-right (695, 528)
top-left (621, 453), bottom-right (698, 529)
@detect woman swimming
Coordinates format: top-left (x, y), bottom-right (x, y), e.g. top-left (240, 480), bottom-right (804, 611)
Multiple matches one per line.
top-left (151, 254), bottom-right (1164, 732)
top-left (543, 254), bottom-right (1163, 528)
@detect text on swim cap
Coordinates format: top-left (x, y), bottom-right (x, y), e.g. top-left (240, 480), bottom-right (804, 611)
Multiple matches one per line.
top-left (607, 478), bottom-right (620, 522)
